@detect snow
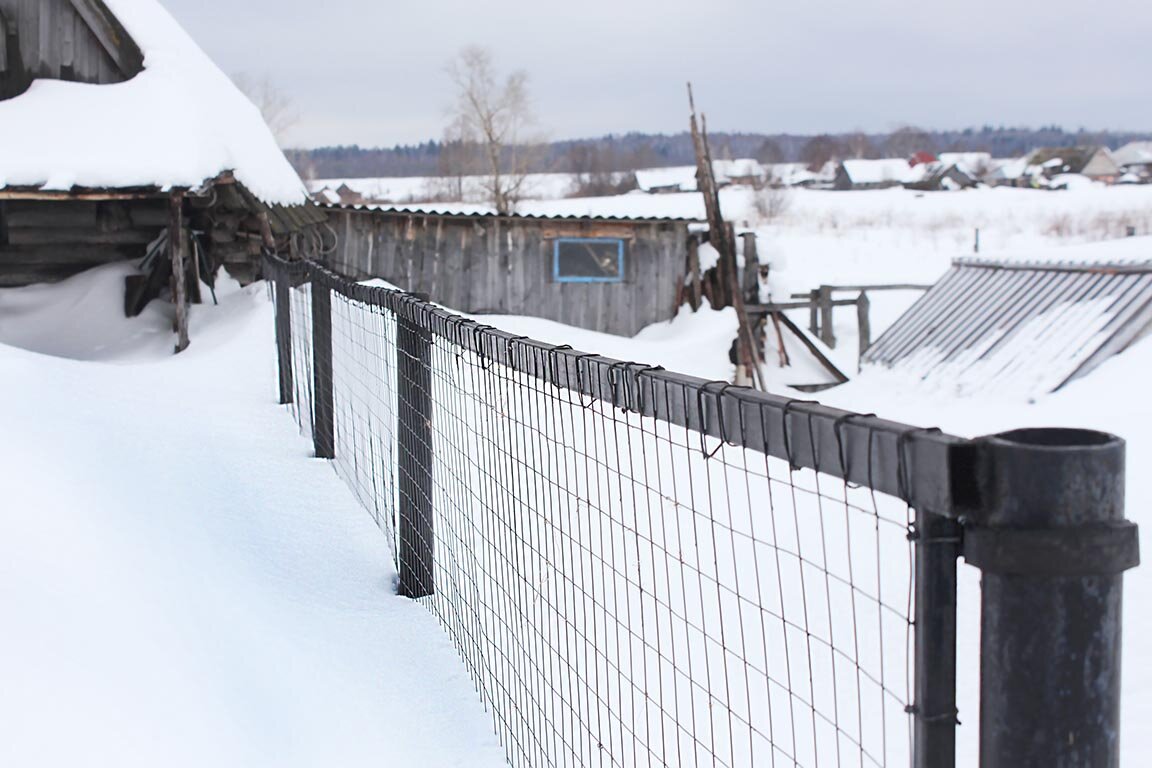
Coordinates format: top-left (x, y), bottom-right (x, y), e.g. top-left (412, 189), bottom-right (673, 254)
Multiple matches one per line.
top-left (841, 158), bottom-right (915, 185)
top-left (938, 151), bottom-right (991, 168)
top-left (7, 178), bottom-right (1152, 765)
top-left (1114, 141), bottom-right (1152, 168)
top-left (0, 0), bottom-right (307, 205)
top-left (633, 165), bottom-right (699, 193)
top-left (310, 172), bottom-right (584, 205)
top-left (0, 268), bottom-right (505, 767)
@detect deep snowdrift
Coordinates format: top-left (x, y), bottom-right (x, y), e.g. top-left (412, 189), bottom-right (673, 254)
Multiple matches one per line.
top-left (0, 271), bottom-right (505, 767)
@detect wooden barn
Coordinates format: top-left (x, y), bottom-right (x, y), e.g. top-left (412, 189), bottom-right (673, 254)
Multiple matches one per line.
top-left (324, 204), bottom-right (696, 336)
top-left (0, 0), bottom-right (324, 348)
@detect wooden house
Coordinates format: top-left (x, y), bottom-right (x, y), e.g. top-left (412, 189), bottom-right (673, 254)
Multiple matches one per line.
top-left (832, 159), bottom-right (915, 190)
top-left (324, 204), bottom-right (696, 336)
top-left (0, 0), bottom-right (324, 346)
top-left (903, 162), bottom-right (980, 191)
top-left (1113, 142), bottom-right (1152, 183)
top-left (1024, 146), bottom-right (1120, 184)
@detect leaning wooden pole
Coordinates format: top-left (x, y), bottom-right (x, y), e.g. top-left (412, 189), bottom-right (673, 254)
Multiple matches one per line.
top-left (688, 83), bottom-right (766, 390)
top-left (169, 190), bottom-right (190, 353)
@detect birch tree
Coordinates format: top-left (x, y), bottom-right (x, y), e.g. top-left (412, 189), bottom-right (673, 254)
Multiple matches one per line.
top-left (444, 46), bottom-right (542, 213)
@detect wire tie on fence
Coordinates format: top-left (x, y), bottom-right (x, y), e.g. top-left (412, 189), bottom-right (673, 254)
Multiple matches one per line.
top-left (833, 413), bottom-right (877, 489)
top-left (571, 352), bottom-right (601, 409)
top-left (547, 345), bottom-right (574, 388)
top-left (781, 399), bottom-right (819, 471)
top-left (471, 323), bottom-right (496, 371)
top-left (696, 381), bottom-right (735, 459)
top-left (904, 704), bottom-right (961, 725)
top-left (628, 364), bottom-right (665, 416)
top-left (607, 361), bottom-right (633, 412)
top-left (505, 336), bottom-right (529, 373)
top-left (896, 426), bottom-right (943, 505)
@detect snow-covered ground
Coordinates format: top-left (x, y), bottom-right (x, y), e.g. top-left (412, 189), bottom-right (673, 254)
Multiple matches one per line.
top-left (4, 180), bottom-right (1151, 766)
top-left (0, 266), bottom-right (506, 768)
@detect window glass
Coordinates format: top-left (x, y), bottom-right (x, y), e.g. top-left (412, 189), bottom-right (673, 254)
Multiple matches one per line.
top-left (554, 239), bottom-right (624, 282)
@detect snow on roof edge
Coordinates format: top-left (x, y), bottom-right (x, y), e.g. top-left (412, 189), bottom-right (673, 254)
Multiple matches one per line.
top-left (0, 0), bottom-right (308, 207)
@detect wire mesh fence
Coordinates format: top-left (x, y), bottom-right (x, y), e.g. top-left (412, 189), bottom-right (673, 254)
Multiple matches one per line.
top-left (267, 256), bottom-right (969, 768)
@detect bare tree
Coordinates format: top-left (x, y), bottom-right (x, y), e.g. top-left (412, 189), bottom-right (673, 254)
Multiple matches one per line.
top-left (755, 138), bottom-right (785, 165)
top-left (424, 116), bottom-right (477, 201)
top-left (800, 134), bottom-right (845, 172)
top-left (884, 125), bottom-right (936, 159)
top-left (444, 46), bottom-right (543, 214)
top-left (231, 72), bottom-right (299, 144)
top-left (565, 144), bottom-right (636, 197)
top-left (843, 131), bottom-right (878, 159)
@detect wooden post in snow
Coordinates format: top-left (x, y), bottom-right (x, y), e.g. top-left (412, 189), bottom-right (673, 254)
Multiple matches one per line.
top-left (741, 232), bottom-right (760, 304)
top-left (808, 289), bottom-right (820, 336)
top-left (169, 191), bottom-right (189, 353)
top-left (818, 285), bottom-right (836, 349)
top-left (857, 291), bottom-right (871, 361)
top-left (686, 234), bottom-right (702, 311)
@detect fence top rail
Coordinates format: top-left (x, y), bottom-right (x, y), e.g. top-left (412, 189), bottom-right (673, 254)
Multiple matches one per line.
top-left (267, 254), bottom-right (975, 515)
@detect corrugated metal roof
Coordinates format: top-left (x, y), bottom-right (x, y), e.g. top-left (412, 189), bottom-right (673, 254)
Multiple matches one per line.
top-left (319, 201), bottom-right (699, 224)
top-left (862, 258), bottom-right (1152, 396)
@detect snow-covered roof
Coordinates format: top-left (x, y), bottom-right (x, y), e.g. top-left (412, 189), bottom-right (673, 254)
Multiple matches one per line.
top-left (1113, 142), bottom-right (1152, 167)
top-left (634, 166), bottom-right (699, 193)
top-left (0, 0), bottom-right (307, 206)
top-left (986, 157), bottom-right (1029, 180)
top-left (320, 200), bottom-right (698, 224)
top-left (634, 160), bottom-right (765, 193)
top-left (938, 152), bottom-right (991, 169)
top-left (864, 239), bottom-right (1152, 396)
top-left (841, 159), bottom-right (915, 185)
top-left (313, 187), bottom-right (342, 205)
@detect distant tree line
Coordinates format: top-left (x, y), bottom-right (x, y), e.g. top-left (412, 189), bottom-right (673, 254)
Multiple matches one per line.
top-left (287, 126), bottom-right (1152, 180)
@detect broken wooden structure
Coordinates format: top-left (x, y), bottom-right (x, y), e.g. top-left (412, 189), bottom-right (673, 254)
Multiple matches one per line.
top-left (0, 0), bottom-right (324, 352)
top-left (790, 283), bottom-right (933, 358)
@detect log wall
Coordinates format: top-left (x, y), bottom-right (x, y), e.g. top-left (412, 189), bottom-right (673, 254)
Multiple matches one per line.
top-left (0, 198), bottom-right (164, 286)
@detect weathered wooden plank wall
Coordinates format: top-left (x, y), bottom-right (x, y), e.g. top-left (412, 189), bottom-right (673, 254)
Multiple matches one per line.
top-left (0, 198), bottom-right (164, 285)
top-left (0, 0), bottom-right (142, 99)
top-left (327, 209), bottom-right (689, 337)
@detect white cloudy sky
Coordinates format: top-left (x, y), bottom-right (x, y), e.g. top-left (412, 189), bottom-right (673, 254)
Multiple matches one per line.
top-left (164, 0), bottom-right (1150, 148)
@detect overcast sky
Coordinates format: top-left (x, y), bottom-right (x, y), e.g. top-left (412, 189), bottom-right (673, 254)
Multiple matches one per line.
top-left (164, 0), bottom-right (1150, 149)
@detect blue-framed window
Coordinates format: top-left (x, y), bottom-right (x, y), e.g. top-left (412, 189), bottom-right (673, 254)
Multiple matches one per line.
top-left (553, 238), bottom-right (625, 283)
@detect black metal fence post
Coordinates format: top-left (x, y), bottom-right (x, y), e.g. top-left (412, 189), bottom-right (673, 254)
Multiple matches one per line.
top-left (397, 308), bottom-right (434, 598)
top-left (913, 509), bottom-right (961, 768)
top-left (965, 428), bottom-right (1139, 767)
top-left (311, 279), bottom-right (335, 459)
top-left (273, 267), bottom-right (294, 405)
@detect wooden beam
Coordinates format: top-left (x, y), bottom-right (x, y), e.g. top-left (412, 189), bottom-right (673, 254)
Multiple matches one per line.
top-left (0, 189), bottom-right (163, 201)
top-left (857, 292), bottom-right (872, 361)
top-left (169, 191), bottom-right (189, 353)
top-left (774, 312), bottom-right (850, 385)
top-left (66, 0), bottom-right (144, 78)
top-left (790, 283), bottom-right (933, 297)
